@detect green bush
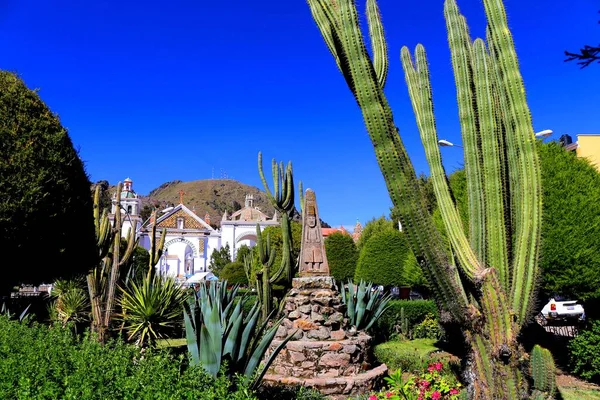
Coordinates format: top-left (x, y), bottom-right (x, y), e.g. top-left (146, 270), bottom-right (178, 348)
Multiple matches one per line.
top-left (355, 216), bottom-right (397, 252)
top-left (0, 316), bottom-right (255, 399)
top-left (221, 262), bottom-right (249, 285)
top-left (354, 230), bottom-right (422, 287)
top-left (325, 232), bottom-right (358, 281)
top-left (374, 339), bottom-right (458, 374)
top-left (412, 313), bottom-right (443, 340)
top-left (568, 319), bottom-right (600, 382)
top-left (373, 300), bottom-right (438, 341)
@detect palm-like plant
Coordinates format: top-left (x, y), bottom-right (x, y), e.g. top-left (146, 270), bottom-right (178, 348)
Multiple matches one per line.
top-left (50, 278), bottom-right (90, 326)
top-left (118, 274), bottom-right (186, 347)
top-left (340, 279), bottom-right (392, 332)
top-left (184, 280), bottom-right (294, 390)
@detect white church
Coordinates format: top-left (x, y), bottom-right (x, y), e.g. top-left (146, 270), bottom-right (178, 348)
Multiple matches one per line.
top-left (110, 178), bottom-right (279, 282)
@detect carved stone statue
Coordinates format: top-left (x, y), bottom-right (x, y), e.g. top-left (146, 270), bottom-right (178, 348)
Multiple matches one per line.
top-left (299, 189), bottom-right (329, 276)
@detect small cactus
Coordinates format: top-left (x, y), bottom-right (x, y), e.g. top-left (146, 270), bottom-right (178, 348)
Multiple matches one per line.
top-left (531, 345), bottom-right (556, 398)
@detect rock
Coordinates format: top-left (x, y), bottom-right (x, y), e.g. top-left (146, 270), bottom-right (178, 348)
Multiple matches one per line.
top-left (307, 327), bottom-right (330, 340)
top-left (294, 295), bottom-right (310, 305)
top-left (292, 276), bottom-right (335, 289)
top-left (343, 344), bottom-right (357, 354)
top-left (288, 310), bottom-right (301, 319)
top-left (328, 342), bottom-right (343, 351)
top-left (298, 305), bottom-right (312, 314)
top-left (311, 311), bottom-right (325, 322)
top-left (289, 351), bottom-right (306, 363)
top-left (287, 341), bottom-right (305, 352)
top-left (331, 329), bottom-right (346, 340)
top-left (275, 325), bottom-right (288, 339)
top-left (282, 318), bottom-right (293, 328)
top-left (319, 353), bottom-right (350, 368)
top-left (294, 319), bottom-right (318, 331)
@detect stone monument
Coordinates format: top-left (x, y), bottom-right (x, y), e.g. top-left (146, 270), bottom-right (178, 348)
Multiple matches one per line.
top-left (263, 189), bottom-right (386, 399)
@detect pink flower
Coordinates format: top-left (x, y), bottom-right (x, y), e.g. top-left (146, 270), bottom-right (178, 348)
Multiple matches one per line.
top-left (386, 393), bottom-right (393, 398)
top-left (368, 396), bottom-right (377, 400)
top-left (431, 391), bottom-right (441, 400)
top-left (420, 380), bottom-right (430, 389)
top-left (435, 362), bottom-right (443, 371)
top-left (449, 388), bottom-right (460, 395)
top-left (428, 364), bottom-right (435, 372)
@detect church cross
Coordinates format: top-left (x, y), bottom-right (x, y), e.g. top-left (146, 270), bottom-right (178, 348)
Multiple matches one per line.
top-left (179, 190), bottom-right (186, 204)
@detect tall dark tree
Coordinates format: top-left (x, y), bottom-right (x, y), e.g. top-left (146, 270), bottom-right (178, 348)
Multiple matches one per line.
top-left (324, 232), bottom-right (358, 281)
top-left (0, 71), bottom-right (96, 295)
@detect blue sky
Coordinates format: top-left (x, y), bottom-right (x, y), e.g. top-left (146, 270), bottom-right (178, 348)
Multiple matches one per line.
top-left (1, 0), bottom-right (598, 228)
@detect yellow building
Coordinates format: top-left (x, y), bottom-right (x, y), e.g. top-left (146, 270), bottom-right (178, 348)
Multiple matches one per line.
top-left (563, 134), bottom-right (600, 172)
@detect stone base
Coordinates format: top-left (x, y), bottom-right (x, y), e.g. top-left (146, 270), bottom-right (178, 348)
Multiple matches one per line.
top-left (263, 364), bottom-right (388, 399)
top-left (292, 276), bottom-right (336, 289)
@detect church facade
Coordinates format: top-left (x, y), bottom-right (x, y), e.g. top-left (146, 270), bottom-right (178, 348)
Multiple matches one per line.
top-left (110, 179), bottom-right (278, 281)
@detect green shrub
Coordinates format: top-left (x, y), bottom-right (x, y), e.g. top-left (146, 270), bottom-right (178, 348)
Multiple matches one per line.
top-left (568, 319), bottom-right (600, 382)
top-left (0, 316), bottom-right (255, 399)
top-left (221, 261), bottom-right (249, 285)
top-left (354, 230), bottom-right (421, 287)
top-left (374, 339), bottom-right (458, 374)
top-left (373, 300), bottom-right (438, 341)
top-left (325, 232), bottom-right (358, 281)
top-left (412, 313), bottom-right (443, 340)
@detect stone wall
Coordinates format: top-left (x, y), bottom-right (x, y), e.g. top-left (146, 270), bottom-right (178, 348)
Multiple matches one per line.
top-left (263, 276), bottom-right (387, 398)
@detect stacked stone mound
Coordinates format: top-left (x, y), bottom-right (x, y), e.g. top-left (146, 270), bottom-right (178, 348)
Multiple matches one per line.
top-left (263, 276), bottom-right (387, 399)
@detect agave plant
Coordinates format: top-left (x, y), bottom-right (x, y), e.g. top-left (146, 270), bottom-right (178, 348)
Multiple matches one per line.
top-left (118, 274), bottom-right (186, 347)
top-left (50, 278), bottom-right (90, 326)
top-left (340, 279), bottom-right (392, 332)
top-left (183, 280), bottom-right (294, 390)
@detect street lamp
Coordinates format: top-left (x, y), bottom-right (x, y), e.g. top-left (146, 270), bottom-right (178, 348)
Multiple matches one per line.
top-left (534, 129), bottom-right (553, 139)
top-left (438, 139), bottom-right (463, 148)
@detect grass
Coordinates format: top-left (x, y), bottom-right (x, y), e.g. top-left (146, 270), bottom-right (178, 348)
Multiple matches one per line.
top-left (560, 388), bottom-right (600, 400)
top-left (374, 338), bottom-right (460, 374)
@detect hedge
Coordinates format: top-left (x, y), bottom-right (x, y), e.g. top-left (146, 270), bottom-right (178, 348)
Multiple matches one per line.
top-left (324, 232), bottom-right (358, 281)
top-left (372, 300), bottom-right (438, 341)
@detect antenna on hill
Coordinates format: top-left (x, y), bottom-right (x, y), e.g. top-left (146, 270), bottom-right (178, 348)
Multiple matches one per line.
top-left (211, 167), bottom-right (214, 180)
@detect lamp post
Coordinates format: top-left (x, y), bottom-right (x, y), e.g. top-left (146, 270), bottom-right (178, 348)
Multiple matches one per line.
top-left (534, 129), bottom-right (553, 139)
top-left (438, 139), bottom-right (463, 148)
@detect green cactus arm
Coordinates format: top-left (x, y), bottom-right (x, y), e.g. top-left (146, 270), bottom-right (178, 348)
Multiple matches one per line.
top-left (471, 38), bottom-right (510, 290)
top-left (93, 185), bottom-right (101, 233)
top-left (400, 44), bottom-right (481, 281)
top-left (483, 0), bottom-right (542, 324)
top-left (366, 0), bottom-right (388, 88)
top-left (272, 159), bottom-right (280, 203)
top-left (281, 163), bottom-right (294, 211)
top-left (444, 0), bottom-right (486, 260)
top-left (298, 181), bottom-right (304, 215)
top-left (258, 152), bottom-right (275, 201)
top-left (307, 0), bottom-right (468, 321)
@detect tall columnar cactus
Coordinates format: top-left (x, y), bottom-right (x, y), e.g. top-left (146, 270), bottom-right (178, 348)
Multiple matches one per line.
top-left (146, 209), bottom-right (166, 280)
top-left (87, 182), bottom-right (139, 343)
top-left (306, 0), bottom-right (542, 397)
top-left (258, 152), bottom-right (296, 285)
top-left (244, 224), bottom-right (276, 321)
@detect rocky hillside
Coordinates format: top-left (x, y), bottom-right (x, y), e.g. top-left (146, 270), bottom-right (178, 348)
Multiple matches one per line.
top-left (144, 179), bottom-right (277, 225)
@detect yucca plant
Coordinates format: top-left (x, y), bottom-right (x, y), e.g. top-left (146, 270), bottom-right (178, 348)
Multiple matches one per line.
top-left (306, 0), bottom-right (542, 397)
top-left (118, 274), bottom-right (186, 347)
top-left (50, 278), bottom-right (90, 327)
top-left (183, 280), bottom-right (294, 390)
top-left (340, 279), bottom-right (392, 332)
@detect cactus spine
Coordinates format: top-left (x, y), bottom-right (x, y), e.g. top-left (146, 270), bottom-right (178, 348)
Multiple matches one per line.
top-left (306, 0), bottom-right (542, 397)
top-left (87, 182), bottom-right (139, 342)
top-left (258, 152), bottom-right (297, 285)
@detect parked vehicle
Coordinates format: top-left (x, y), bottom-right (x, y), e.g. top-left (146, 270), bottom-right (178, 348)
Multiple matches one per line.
top-left (541, 296), bottom-right (585, 323)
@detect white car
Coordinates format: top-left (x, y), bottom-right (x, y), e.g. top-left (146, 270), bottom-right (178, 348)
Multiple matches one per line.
top-left (541, 297), bottom-right (585, 323)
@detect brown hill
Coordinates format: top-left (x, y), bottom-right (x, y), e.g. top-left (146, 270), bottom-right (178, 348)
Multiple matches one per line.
top-left (144, 179), bottom-right (277, 226)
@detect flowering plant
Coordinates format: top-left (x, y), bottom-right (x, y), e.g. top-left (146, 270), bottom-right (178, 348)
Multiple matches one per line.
top-left (364, 362), bottom-right (461, 400)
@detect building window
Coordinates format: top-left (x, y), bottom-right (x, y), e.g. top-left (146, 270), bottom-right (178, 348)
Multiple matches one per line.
top-left (127, 205), bottom-right (132, 214)
top-left (177, 217), bottom-right (184, 230)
